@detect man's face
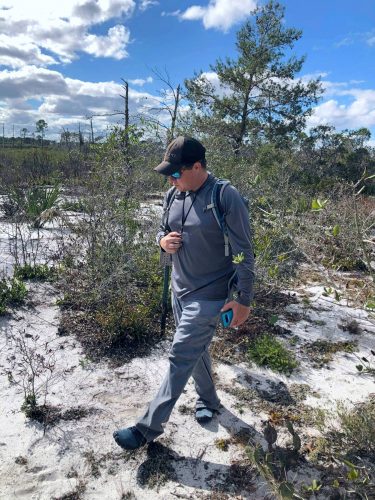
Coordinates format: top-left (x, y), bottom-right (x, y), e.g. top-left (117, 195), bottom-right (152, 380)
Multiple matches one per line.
top-left (168, 166), bottom-right (196, 192)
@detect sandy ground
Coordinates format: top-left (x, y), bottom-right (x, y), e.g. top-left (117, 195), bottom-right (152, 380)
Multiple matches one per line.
top-left (0, 275), bottom-right (374, 499)
top-left (0, 200), bottom-right (374, 499)
top-left (0, 283), bottom-right (267, 499)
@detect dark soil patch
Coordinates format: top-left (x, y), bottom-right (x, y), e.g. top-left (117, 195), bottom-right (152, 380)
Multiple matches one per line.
top-left (24, 404), bottom-right (99, 427)
top-left (303, 340), bottom-right (357, 367)
top-left (220, 379), bottom-right (319, 430)
top-left (51, 479), bottom-right (86, 500)
top-left (338, 319), bottom-right (362, 335)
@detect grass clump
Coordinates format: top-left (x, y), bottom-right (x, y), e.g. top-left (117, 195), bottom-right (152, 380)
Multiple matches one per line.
top-left (14, 263), bottom-right (57, 281)
top-left (247, 333), bottom-right (298, 373)
top-left (336, 399), bottom-right (375, 456)
top-left (0, 277), bottom-right (27, 314)
top-left (305, 339), bottom-right (357, 367)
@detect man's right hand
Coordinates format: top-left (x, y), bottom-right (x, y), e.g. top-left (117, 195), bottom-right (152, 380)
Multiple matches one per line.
top-left (160, 232), bottom-right (182, 254)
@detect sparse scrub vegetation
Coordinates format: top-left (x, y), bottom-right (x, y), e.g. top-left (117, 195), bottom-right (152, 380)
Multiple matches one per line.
top-left (0, 2), bottom-right (374, 498)
top-left (247, 333), bottom-right (298, 373)
top-left (0, 276), bottom-right (27, 314)
top-left (14, 263), bottom-right (58, 281)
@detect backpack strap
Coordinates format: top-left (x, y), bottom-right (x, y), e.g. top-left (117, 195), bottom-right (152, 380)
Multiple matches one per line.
top-left (206, 179), bottom-right (231, 256)
top-left (162, 186), bottom-right (177, 232)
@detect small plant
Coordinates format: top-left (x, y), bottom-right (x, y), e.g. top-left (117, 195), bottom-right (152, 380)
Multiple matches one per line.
top-left (337, 399), bottom-right (375, 455)
top-left (305, 339), bottom-right (357, 367)
top-left (355, 350), bottom-right (375, 375)
top-left (322, 286), bottom-right (342, 301)
top-left (303, 479), bottom-right (322, 493)
top-left (247, 333), bottom-right (298, 373)
top-left (311, 198), bottom-right (328, 211)
top-left (233, 252), bottom-right (245, 264)
top-left (7, 182), bottom-right (61, 228)
top-left (0, 277), bottom-right (27, 314)
top-left (4, 330), bottom-right (59, 428)
top-left (14, 264), bottom-right (57, 282)
top-left (269, 314), bottom-right (279, 325)
top-left (78, 357), bottom-right (91, 370)
top-left (364, 297), bottom-right (375, 311)
top-left (215, 438), bottom-right (230, 451)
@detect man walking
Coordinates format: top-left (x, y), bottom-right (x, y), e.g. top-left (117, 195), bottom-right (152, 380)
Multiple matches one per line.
top-left (113, 136), bottom-right (254, 450)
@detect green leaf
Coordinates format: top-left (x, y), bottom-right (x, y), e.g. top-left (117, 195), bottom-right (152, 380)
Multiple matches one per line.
top-left (311, 199), bottom-right (320, 210)
top-left (356, 364), bottom-right (364, 372)
top-left (364, 299), bottom-right (375, 310)
top-left (332, 225), bottom-right (340, 237)
top-left (347, 468), bottom-right (359, 481)
top-left (269, 314), bottom-right (279, 325)
top-left (232, 252), bottom-right (245, 264)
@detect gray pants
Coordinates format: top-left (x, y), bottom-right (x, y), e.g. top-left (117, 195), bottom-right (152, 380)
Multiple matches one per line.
top-left (135, 293), bottom-right (225, 442)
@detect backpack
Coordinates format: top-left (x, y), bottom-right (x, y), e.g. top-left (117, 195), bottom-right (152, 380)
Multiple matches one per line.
top-left (163, 178), bottom-right (247, 257)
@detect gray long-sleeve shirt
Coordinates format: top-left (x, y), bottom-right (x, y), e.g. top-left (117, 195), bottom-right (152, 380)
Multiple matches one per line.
top-left (157, 173), bottom-right (255, 306)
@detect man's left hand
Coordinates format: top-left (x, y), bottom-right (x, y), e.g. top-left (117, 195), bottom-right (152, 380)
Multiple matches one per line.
top-left (221, 301), bottom-right (251, 328)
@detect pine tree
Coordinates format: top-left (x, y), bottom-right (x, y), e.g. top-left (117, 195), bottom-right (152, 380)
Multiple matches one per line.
top-left (185, 1), bottom-right (322, 153)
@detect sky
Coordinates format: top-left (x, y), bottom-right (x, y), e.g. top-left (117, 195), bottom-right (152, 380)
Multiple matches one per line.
top-left (0, 0), bottom-right (375, 144)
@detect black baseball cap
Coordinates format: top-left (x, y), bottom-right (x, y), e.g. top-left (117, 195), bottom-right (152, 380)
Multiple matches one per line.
top-left (154, 136), bottom-right (206, 176)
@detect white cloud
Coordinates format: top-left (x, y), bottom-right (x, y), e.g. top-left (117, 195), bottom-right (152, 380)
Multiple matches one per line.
top-left (128, 76), bottom-right (153, 86)
top-left (161, 10), bottom-right (180, 17)
top-left (139, 0), bottom-right (159, 11)
top-left (0, 0), bottom-right (136, 68)
top-left (307, 86), bottom-right (375, 131)
top-left (179, 0), bottom-right (257, 32)
top-left (0, 35), bottom-right (58, 68)
top-left (83, 25), bottom-right (131, 59)
top-left (0, 65), bottom-right (162, 138)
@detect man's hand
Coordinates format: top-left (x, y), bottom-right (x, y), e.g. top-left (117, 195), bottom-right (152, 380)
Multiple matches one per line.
top-left (160, 232), bottom-right (182, 254)
top-left (221, 301), bottom-right (250, 328)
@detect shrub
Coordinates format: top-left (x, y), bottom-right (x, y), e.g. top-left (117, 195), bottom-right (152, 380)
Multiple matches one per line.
top-left (0, 277), bottom-right (27, 314)
top-left (247, 333), bottom-right (298, 373)
top-left (14, 264), bottom-right (57, 281)
top-left (6, 182), bottom-right (61, 228)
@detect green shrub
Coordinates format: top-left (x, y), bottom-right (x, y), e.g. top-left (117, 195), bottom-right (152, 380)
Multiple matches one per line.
top-left (14, 264), bottom-right (57, 281)
top-left (247, 333), bottom-right (298, 373)
top-left (6, 182), bottom-right (61, 228)
top-left (0, 277), bottom-right (27, 314)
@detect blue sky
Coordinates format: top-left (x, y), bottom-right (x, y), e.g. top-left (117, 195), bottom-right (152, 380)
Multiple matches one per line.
top-left (0, 0), bottom-right (374, 144)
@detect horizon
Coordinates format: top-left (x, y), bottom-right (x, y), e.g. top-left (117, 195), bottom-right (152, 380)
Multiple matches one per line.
top-left (0, 0), bottom-right (374, 145)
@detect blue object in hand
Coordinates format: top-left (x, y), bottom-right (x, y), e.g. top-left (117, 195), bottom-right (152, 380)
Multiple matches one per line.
top-left (220, 309), bottom-right (233, 328)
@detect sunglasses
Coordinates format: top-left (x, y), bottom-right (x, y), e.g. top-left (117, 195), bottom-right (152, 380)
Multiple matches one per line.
top-left (170, 170), bottom-right (182, 179)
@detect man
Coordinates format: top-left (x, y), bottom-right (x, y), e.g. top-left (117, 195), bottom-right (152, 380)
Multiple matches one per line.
top-left (113, 136), bottom-right (254, 450)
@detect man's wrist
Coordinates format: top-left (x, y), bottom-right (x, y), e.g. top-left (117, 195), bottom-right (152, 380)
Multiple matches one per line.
top-left (156, 232), bottom-right (166, 251)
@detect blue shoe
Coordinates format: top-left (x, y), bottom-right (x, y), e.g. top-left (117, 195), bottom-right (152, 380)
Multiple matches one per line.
top-left (195, 408), bottom-right (214, 423)
top-left (113, 426), bottom-right (147, 450)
